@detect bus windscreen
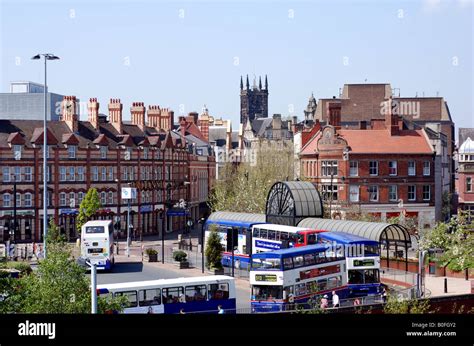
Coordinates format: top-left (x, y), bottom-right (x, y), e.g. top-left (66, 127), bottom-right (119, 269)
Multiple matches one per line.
top-left (85, 226), bottom-right (105, 234)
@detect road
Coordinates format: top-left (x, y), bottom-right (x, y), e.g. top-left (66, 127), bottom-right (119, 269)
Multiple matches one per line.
top-left (92, 258), bottom-right (251, 311)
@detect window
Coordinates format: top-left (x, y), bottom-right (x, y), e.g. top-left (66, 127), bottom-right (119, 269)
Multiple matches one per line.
top-left (185, 285), bottom-right (207, 302)
top-left (388, 161), bottom-right (397, 176)
top-left (143, 147), bottom-right (149, 160)
top-left (369, 161), bottom-right (378, 176)
top-left (467, 177), bottom-right (473, 192)
top-left (408, 161), bottom-right (416, 176)
top-left (69, 192), bottom-right (75, 207)
top-left (423, 185), bottom-right (431, 201)
top-left (59, 192), bottom-right (67, 206)
top-left (100, 191), bottom-right (107, 205)
top-left (3, 193), bottom-right (11, 207)
top-left (114, 291), bottom-right (138, 308)
top-left (368, 185), bottom-right (378, 202)
top-left (101, 167), bottom-right (107, 181)
top-left (68, 145), bottom-right (77, 159)
top-left (13, 166), bottom-right (21, 182)
top-left (69, 166), bottom-right (75, 181)
top-left (408, 185), bottom-right (416, 201)
top-left (92, 167), bottom-right (99, 181)
top-left (389, 185), bottom-right (398, 201)
top-left (45, 165), bottom-right (51, 182)
top-left (108, 191), bottom-right (114, 205)
top-left (42, 145), bottom-right (51, 159)
top-left (322, 185), bottom-right (338, 201)
top-left (24, 167), bottom-right (32, 182)
top-left (295, 283), bottom-right (306, 296)
top-left (322, 160), bottom-right (338, 177)
top-left (283, 257), bottom-right (293, 270)
top-left (349, 185), bottom-right (359, 202)
top-left (162, 286), bottom-right (184, 304)
top-left (13, 145), bottom-right (22, 160)
top-left (108, 167), bottom-right (114, 181)
top-left (60, 167), bottom-right (66, 181)
top-left (303, 254), bottom-right (315, 266)
top-left (2, 167), bottom-right (10, 182)
top-left (349, 161), bottom-right (358, 176)
top-left (123, 167), bottom-right (128, 181)
top-left (139, 288), bottom-right (161, 306)
top-left (129, 167), bottom-right (134, 181)
top-left (24, 193), bottom-right (32, 207)
top-left (15, 193), bottom-right (21, 207)
top-left (100, 146), bottom-right (107, 159)
top-left (78, 192), bottom-right (84, 205)
top-left (423, 161), bottom-right (430, 176)
top-left (293, 255), bottom-right (304, 268)
top-left (78, 167), bottom-right (85, 181)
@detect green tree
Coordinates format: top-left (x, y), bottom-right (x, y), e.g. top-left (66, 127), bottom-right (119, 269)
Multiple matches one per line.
top-left (383, 295), bottom-right (431, 314)
top-left (77, 188), bottom-right (102, 234)
top-left (205, 225), bottom-right (223, 270)
top-left (419, 211), bottom-right (474, 272)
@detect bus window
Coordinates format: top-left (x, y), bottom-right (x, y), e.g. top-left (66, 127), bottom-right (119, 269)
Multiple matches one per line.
top-left (252, 228), bottom-right (260, 238)
top-left (267, 230), bottom-right (276, 240)
top-left (348, 270), bottom-right (364, 284)
top-left (241, 228), bottom-right (247, 236)
top-left (85, 226), bottom-right (104, 234)
top-left (289, 234), bottom-right (297, 246)
top-left (293, 255), bottom-right (304, 268)
top-left (274, 231), bottom-right (280, 241)
top-left (259, 229), bottom-right (268, 239)
top-left (297, 234), bottom-right (304, 245)
top-left (162, 287), bottom-right (184, 304)
top-left (364, 269), bottom-right (378, 284)
top-left (114, 291), bottom-right (138, 308)
top-left (185, 285), bottom-right (207, 302)
top-left (306, 234), bottom-right (317, 245)
top-left (283, 285), bottom-right (294, 300)
top-left (208, 283), bottom-right (229, 300)
top-left (295, 283), bottom-right (306, 296)
top-left (327, 277), bottom-right (339, 290)
top-left (315, 251), bottom-right (326, 264)
top-left (317, 279), bottom-right (328, 292)
top-left (139, 288), bottom-right (161, 306)
top-left (280, 232), bottom-right (288, 241)
top-left (306, 281), bottom-right (317, 294)
top-left (364, 245), bottom-right (379, 256)
top-left (283, 257), bottom-right (293, 270)
top-left (303, 253), bottom-right (315, 266)
top-left (252, 285), bottom-right (283, 300)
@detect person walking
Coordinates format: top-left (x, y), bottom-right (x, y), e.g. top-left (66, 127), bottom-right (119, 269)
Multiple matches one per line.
top-left (332, 291), bottom-right (340, 308)
top-left (320, 295), bottom-right (329, 309)
top-left (217, 305), bottom-right (225, 314)
top-left (382, 287), bottom-right (388, 303)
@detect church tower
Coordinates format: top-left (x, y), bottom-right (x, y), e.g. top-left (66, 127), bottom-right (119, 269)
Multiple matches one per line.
top-left (240, 74), bottom-right (269, 125)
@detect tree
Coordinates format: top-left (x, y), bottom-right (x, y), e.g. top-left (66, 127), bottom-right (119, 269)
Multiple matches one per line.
top-left (419, 211), bottom-right (474, 272)
top-left (1, 231), bottom-right (126, 314)
top-left (209, 144), bottom-right (294, 213)
top-left (205, 224), bottom-right (223, 270)
top-left (77, 188), bottom-right (102, 234)
top-left (383, 295), bottom-right (431, 314)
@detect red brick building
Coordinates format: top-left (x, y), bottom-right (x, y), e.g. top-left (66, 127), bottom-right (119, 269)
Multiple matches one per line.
top-left (300, 99), bottom-right (436, 227)
top-left (0, 96), bottom-right (215, 243)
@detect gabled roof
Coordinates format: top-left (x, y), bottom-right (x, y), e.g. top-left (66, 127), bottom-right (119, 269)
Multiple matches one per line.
top-left (117, 134), bottom-right (134, 147)
top-left (92, 134), bottom-right (109, 146)
top-left (7, 132), bottom-right (25, 145)
top-left (30, 127), bottom-right (58, 145)
top-left (62, 133), bottom-right (80, 145)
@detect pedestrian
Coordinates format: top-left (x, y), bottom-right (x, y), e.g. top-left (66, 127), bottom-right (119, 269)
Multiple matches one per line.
top-left (217, 305), bottom-right (225, 314)
top-left (353, 298), bottom-right (361, 306)
top-left (147, 306), bottom-right (154, 314)
top-left (320, 295), bottom-right (329, 309)
top-left (382, 287), bottom-right (387, 303)
top-left (332, 291), bottom-right (340, 308)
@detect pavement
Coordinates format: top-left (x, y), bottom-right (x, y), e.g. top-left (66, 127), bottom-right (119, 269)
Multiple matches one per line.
top-left (424, 275), bottom-right (472, 297)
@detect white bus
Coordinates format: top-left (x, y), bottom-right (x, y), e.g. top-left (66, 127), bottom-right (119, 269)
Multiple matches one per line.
top-left (81, 220), bottom-right (115, 271)
top-left (97, 276), bottom-right (236, 314)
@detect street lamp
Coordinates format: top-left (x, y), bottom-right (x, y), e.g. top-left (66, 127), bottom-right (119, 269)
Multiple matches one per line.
top-left (198, 217), bottom-right (206, 273)
top-left (31, 53), bottom-right (60, 259)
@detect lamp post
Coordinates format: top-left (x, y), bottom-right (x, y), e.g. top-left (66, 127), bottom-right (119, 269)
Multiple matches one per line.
top-left (198, 217), bottom-right (206, 273)
top-left (31, 53), bottom-right (60, 259)
top-left (162, 182), bottom-right (172, 264)
top-left (12, 175), bottom-right (17, 244)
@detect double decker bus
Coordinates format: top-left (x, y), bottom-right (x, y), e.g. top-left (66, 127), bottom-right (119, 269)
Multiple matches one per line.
top-left (317, 232), bottom-right (381, 297)
top-left (204, 214), bottom-right (326, 269)
top-left (81, 220), bottom-right (115, 271)
top-left (249, 244), bottom-right (346, 312)
top-left (97, 276), bottom-right (236, 314)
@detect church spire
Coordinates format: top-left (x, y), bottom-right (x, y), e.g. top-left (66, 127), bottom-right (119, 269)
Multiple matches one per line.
top-left (259, 76), bottom-right (262, 90)
top-left (265, 75), bottom-right (268, 90)
top-left (240, 76), bottom-right (243, 90)
top-left (246, 75), bottom-right (250, 90)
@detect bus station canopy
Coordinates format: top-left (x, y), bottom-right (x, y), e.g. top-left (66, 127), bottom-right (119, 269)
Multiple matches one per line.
top-left (206, 211), bottom-right (266, 225)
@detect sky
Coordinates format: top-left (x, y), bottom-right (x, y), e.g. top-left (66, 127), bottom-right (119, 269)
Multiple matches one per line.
top-left (0, 0), bottom-right (473, 133)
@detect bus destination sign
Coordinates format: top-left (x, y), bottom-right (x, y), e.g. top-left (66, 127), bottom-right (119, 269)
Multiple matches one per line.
top-left (353, 259), bottom-right (375, 267)
top-left (255, 274), bottom-right (277, 282)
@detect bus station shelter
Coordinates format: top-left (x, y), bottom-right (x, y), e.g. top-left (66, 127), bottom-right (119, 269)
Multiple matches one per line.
top-left (297, 218), bottom-right (412, 271)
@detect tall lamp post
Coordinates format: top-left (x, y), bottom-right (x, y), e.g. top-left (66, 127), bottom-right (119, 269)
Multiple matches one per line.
top-left (12, 175), bottom-right (17, 244)
top-left (31, 53), bottom-right (60, 259)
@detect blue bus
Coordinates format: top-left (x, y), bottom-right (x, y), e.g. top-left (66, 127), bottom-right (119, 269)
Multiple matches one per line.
top-left (249, 244), bottom-right (348, 312)
top-left (317, 232), bottom-right (381, 297)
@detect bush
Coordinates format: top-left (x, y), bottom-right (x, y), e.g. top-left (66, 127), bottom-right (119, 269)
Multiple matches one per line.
top-left (173, 251), bottom-right (187, 262)
top-left (145, 248), bottom-right (158, 256)
top-left (5, 261), bottom-right (32, 275)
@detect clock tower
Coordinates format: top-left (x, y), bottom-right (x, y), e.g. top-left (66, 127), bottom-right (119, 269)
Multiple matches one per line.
top-left (240, 74), bottom-right (269, 126)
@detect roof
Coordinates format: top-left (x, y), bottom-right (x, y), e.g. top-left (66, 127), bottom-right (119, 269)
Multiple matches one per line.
top-left (251, 243), bottom-right (329, 259)
top-left (206, 211), bottom-right (266, 225)
top-left (318, 231), bottom-right (379, 245)
top-left (297, 218), bottom-right (411, 247)
top-left (459, 128), bottom-right (474, 147)
top-left (459, 137), bottom-right (474, 154)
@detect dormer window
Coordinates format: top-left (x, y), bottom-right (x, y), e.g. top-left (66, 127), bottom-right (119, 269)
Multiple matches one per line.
top-left (13, 145), bottom-right (22, 160)
top-left (100, 146), bottom-right (108, 159)
top-left (143, 147), bottom-right (149, 160)
top-left (124, 147), bottom-right (132, 161)
top-left (68, 145), bottom-right (77, 159)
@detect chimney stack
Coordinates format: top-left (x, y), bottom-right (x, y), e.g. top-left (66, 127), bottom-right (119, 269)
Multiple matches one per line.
top-left (88, 98), bottom-right (100, 129)
top-left (328, 102), bottom-right (341, 130)
top-left (198, 114), bottom-right (210, 142)
top-left (61, 96), bottom-right (79, 133)
top-left (131, 102), bottom-right (146, 130)
top-left (147, 105), bottom-right (161, 129)
top-left (160, 108), bottom-right (174, 132)
top-left (108, 98), bottom-right (123, 134)
top-left (385, 97), bottom-right (399, 136)
top-left (179, 116), bottom-right (187, 137)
